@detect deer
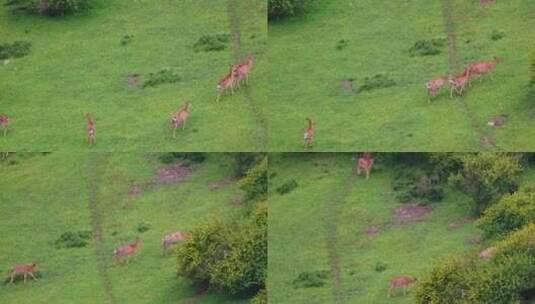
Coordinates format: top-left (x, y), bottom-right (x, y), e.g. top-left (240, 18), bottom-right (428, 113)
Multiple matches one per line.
top-left (233, 54), bottom-right (254, 87)
top-left (466, 56), bottom-right (501, 85)
top-left (161, 231), bottom-right (189, 254)
top-left (304, 118), bottom-right (314, 150)
top-left (216, 67), bottom-right (237, 102)
top-left (356, 152), bottom-right (374, 179)
top-left (7, 263), bottom-right (38, 284)
top-left (478, 246), bottom-right (496, 260)
top-left (426, 76), bottom-right (448, 103)
top-left (0, 113), bottom-right (9, 136)
top-left (449, 68), bottom-right (471, 97)
top-left (388, 276), bottom-right (417, 297)
top-left (170, 102), bottom-right (192, 138)
top-left (85, 113), bottom-right (96, 145)
top-left (114, 237), bottom-right (142, 264)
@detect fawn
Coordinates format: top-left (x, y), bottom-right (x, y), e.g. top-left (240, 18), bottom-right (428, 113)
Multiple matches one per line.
top-left (357, 152), bottom-right (374, 179)
top-left (304, 118), bottom-right (314, 150)
top-left (171, 102), bottom-right (192, 138)
top-left (7, 263), bottom-right (38, 284)
top-left (233, 54), bottom-right (254, 87)
top-left (426, 76), bottom-right (448, 102)
top-left (466, 56), bottom-right (500, 85)
top-left (216, 67), bottom-right (237, 102)
top-left (0, 113), bottom-right (9, 136)
top-left (85, 113), bottom-right (96, 145)
top-left (449, 68), bottom-right (471, 97)
top-left (161, 231), bottom-right (189, 254)
top-left (388, 276), bottom-right (417, 297)
top-left (114, 237), bottom-right (142, 263)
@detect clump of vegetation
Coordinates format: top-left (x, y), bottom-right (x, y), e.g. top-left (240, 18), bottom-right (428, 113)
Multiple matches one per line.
top-left (393, 170), bottom-right (444, 204)
top-left (0, 41), bottom-right (32, 60)
top-left (374, 261), bottom-right (387, 272)
top-left (336, 39), bottom-right (349, 50)
top-left (54, 230), bottom-right (92, 249)
top-left (450, 153), bottom-right (521, 215)
top-left (233, 153), bottom-right (263, 178)
top-left (292, 270), bottom-right (329, 288)
top-left (5, 0), bottom-right (91, 16)
top-left (176, 202), bottom-right (267, 295)
top-left (142, 68), bottom-right (181, 88)
top-left (268, 0), bottom-right (313, 20)
top-left (251, 289), bottom-right (267, 304)
top-left (136, 221), bottom-right (151, 233)
top-left (238, 156), bottom-right (268, 202)
top-left (490, 30), bottom-right (505, 41)
top-left (120, 34), bottom-right (133, 46)
top-left (276, 179), bottom-right (298, 195)
top-left (158, 153), bottom-right (206, 164)
top-left (409, 39), bottom-right (445, 57)
top-left (192, 34), bottom-right (230, 52)
top-left (356, 74), bottom-right (396, 93)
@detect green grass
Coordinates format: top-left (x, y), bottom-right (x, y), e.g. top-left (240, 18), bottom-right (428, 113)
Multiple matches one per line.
top-left (268, 153), bottom-right (531, 303)
top-left (0, 0), bottom-right (267, 151)
top-left (0, 152), bottom-right (251, 303)
top-left (267, 0), bottom-right (535, 151)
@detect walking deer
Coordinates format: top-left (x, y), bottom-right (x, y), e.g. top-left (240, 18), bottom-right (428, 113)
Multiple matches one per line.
top-left (466, 56), bottom-right (501, 84)
top-left (7, 263), bottom-right (38, 284)
top-left (426, 76), bottom-right (448, 102)
top-left (304, 118), bottom-right (314, 150)
top-left (216, 67), bottom-right (237, 102)
top-left (388, 276), bottom-right (417, 297)
top-left (449, 68), bottom-right (471, 97)
top-left (478, 246), bottom-right (496, 260)
top-left (85, 113), bottom-right (96, 145)
top-left (114, 237), bottom-right (142, 263)
top-left (233, 54), bottom-right (254, 87)
top-left (0, 113), bottom-right (9, 136)
top-left (162, 231), bottom-right (189, 254)
top-left (171, 102), bottom-right (192, 138)
top-left (356, 152), bottom-right (374, 179)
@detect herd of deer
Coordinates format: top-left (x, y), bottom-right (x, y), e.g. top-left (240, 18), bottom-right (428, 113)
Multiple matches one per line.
top-left (0, 54), bottom-right (255, 145)
top-left (426, 56), bottom-right (501, 102)
top-left (5, 231), bottom-right (189, 284)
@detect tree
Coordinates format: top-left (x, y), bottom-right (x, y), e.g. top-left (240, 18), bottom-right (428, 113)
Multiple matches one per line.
top-left (238, 156), bottom-right (268, 203)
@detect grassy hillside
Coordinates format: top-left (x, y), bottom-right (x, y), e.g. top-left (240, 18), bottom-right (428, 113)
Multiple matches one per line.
top-left (0, 0), bottom-right (267, 151)
top-left (0, 152), bottom-right (251, 303)
top-left (267, 0), bottom-right (535, 151)
top-left (268, 153), bottom-right (534, 303)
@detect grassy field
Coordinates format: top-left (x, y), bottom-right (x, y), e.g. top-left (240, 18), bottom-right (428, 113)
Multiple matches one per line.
top-left (0, 152), bottom-right (251, 303)
top-left (268, 153), bottom-right (534, 303)
top-left (0, 0), bottom-right (267, 151)
top-left (267, 0), bottom-right (535, 151)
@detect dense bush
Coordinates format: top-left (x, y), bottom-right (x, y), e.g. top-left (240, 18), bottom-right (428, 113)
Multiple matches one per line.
top-left (356, 74), bottom-right (396, 93)
top-left (233, 153), bottom-right (263, 178)
top-left (6, 0), bottom-right (91, 16)
top-left (136, 221), bottom-right (151, 233)
top-left (268, 0), bottom-right (312, 20)
top-left (0, 41), bottom-right (31, 60)
top-left (415, 257), bottom-right (470, 304)
top-left (393, 169), bottom-right (444, 204)
top-left (490, 29), bottom-right (505, 41)
top-left (158, 153), bottom-right (206, 164)
top-left (54, 230), bottom-right (92, 249)
top-left (427, 153), bottom-right (464, 179)
top-left (142, 68), bottom-right (181, 88)
top-left (292, 270), bottom-right (329, 288)
top-left (193, 34), bottom-right (230, 52)
top-left (250, 289), bottom-right (267, 304)
top-left (409, 39), bottom-right (445, 57)
top-left (176, 202), bottom-right (267, 294)
top-left (238, 156), bottom-right (268, 202)
top-left (450, 153), bottom-right (521, 215)
top-left (478, 185), bottom-right (535, 239)
top-left (275, 179), bottom-right (298, 195)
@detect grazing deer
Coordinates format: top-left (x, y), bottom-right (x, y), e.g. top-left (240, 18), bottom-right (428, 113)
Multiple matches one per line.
top-left (7, 263), bottom-right (38, 284)
top-left (114, 237), bottom-right (142, 264)
top-left (426, 76), bottom-right (448, 103)
top-left (233, 54), bottom-right (254, 87)
top-left (304, 118), bottom-right (314, 150)
top-left (449, 68), bottom-right (471, 97)
top-left (478, 246), bottom-right (496, 260)
top-left (171, 102), bottom-right (192, 138)
top-left (161, 231), bottom-right (189, 254)
top-left (216, 67), bottom-right (237, 102)
top-left (0, 113), bottom-right (9, 136)
top-left (388, 276), bottom-right (417, 297)
top-left (356, 152), bottom-right (374, 179)
top-left (466, 56), bottom-right (501, 84)
top-left (85, 113), bottom-right (96, 145)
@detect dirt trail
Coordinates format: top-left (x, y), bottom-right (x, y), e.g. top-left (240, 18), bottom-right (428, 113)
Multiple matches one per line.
top-left (87, 155), bottom-right (117, 304)
top-left (226, 0), bottom-right (268, 150)
top-left (440, 0), bottom-right (498, 150)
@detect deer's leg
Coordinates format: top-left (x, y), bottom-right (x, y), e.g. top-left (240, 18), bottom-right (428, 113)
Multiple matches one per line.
top-left (10, 272), bottom-right (14, 284)
top-left (24, 273), bottom-right (27, 284)
top-left (173, 126), bottom-right (177, 138)
top-left (388, 286), bottom-right (393, 297)
top-left (366, 169), bottom-right (370, 180)
top-left (182, 120), bottom-right (186, 130)
top-left (29, 272), bottom-right (37, 281)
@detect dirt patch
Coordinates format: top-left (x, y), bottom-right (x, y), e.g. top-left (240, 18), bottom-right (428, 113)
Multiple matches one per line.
top-left (340, 79), bottom-right (355, 92)
top-left (487, 115), bottom-right (507, 128)
top-left (363, 224), bottom-right (382, 237)
top-left (209, 178), bottom-right (233, 191)
top-left (125, 74), bottom-right (140, 89)
top-left (467, 234), bottom-right (483, 245)
top-left (448, 217), bottom-right (475, 230)
top-left (154, 164), bottom-right (192, 185)
top-left (392, 203), bottom-right (433, 225)
top-left (231, 195), bottom-right (243, 207)
top-left (480, 136), bottom-right (496, 149)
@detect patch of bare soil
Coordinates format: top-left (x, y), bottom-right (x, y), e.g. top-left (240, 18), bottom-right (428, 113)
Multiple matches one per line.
top-left (154, 164), bottom-right (192, 185)
top-left (209, 178), bottom-right (233, 191)
top-left (487, 115), bottom-right (507, 128)
top-left (468, 234), bottom-right (483, 245)
top-left (363, 224), bottom-right (382, 237)
top-left (340, 79), bottom-right (355, 92)
top-left (480, 136), bottom-right (496, 149)
top-left (392, 203), bottom-right (433, 225)
top-left (448, 217), bottom-right (475, 230)
top-left (125, 74), bottom-right (140, 89)
top-left (231, 195), bottom-right (243, 207)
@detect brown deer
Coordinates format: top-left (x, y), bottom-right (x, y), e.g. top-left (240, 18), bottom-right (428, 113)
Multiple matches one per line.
top-left (478, 246), bottom-right (496, 260)
top-left (233, 54), bottom-right (254, 87)
top-left (388, 276), bottom-right (417, 297)
top-left (426, 76), bottom-right (448, 103)
top-left (7, 263), bottom-right (38, 284)
top-left (466, 56), bottom-right (501, 84)
top-left (161, 231), bottom-right (189, 254)
top-left (170, 102), bottom-right (192, 138)
top-left (216, 67), bottom-right (237, 102)
top-left (114, 237), bottom-right (142, 263)
top-left (304, 118), bottom-right (314, 150)
top-left (85, 113), bottom-right (96, 145)
top-left (0, 113), bottom-right (9, 136)
top-left (356, 152), bottom-right (374, 179)
top-left (449, 68), bottom-right (471, 97)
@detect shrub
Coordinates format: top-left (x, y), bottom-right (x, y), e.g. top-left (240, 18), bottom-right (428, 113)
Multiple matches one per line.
top-left (415, 257), bottom-right (471, 304)
top-left (120, 34), bottom-right (133, 46)
top-left (409, 39), bottom-right (445, 57)
top-left (268, 0), bottom-right (312, 20)
top-left (238, 156), bottom-right (268, 202)
top-left (374, 261), bottom-right (387, 272)
top-left (292, 270), bottom-right (329, 288)
top-left (193, 34), bottom-right (230, 52)
top-left (393, 169), bottom-right (444, 204)
top-left (136, 221), bottom-right (151, 233)
top-left (450, 153), bottom-right (521, 215)
top-left (336, 39), bottom-right (349, 50)
top-left (54, 230), bottom-right (92, 249)
top-left (6, 0), bottom-right (91, 16)
top-left (142, 68), bottom-right (181, 88)
top-left (0, 41), bottom-right (32, 60)
top-left (356, 74), bottom-right (396, 93)
top-left (427, 153), bottom-right (464, 179)
top-left (478, 186), bottom-right (535, 239)
top-left (490, 30), bottom-right (505, 41)
top-left (158, 153), bottom-right (206, 164)
top-left (275, 179), bottom-right (298, 195)
top-left (250, 289), bottom-right (267, 304)
top-left (234, 153), bottom-right (263, 178)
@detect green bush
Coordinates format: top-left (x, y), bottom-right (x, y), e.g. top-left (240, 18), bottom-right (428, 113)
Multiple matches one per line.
top-left (0, 41), bottom-right (32, 60)
top-left (233, 153), bottom-right (263, 178)
top-left (450, 153), bottom-right (521, 215)
top-left (275, 179), bottom-right (298, 195)
top-left (409, 39), bottom-right (445, 57)
top-left (490, 30), bottom-right (505, 41)
top-left (238, 156), bottom-right (268, 202)
top-left (54, 230), bottom-right (92, 249)
top-left (268, 0), bottom-right (312, 20)
top-left (292, 270), bottom-right (329, 288)
top-left (193, 34), bottom-right (230, 52)
top-left (250, 289), bottom-right (267, 304)
top-left (415, 257), bottom-right (470, 304)
top-left (374, 261), bottom-right (387, 272)
top-left (158, 153), bottom-right (206, 164)
top-left (6, 0), bottom-right (91, 16)
top-left (393, 169), bottom-right (444, 204)
top-left (478, 186), bottom-right (535, 239)
top-left (142, 68), bottom-right (181, 88)
top-left (356, 74), bottom-right (396, 93)
top-left (136, 221), bottom-right (151, 233)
